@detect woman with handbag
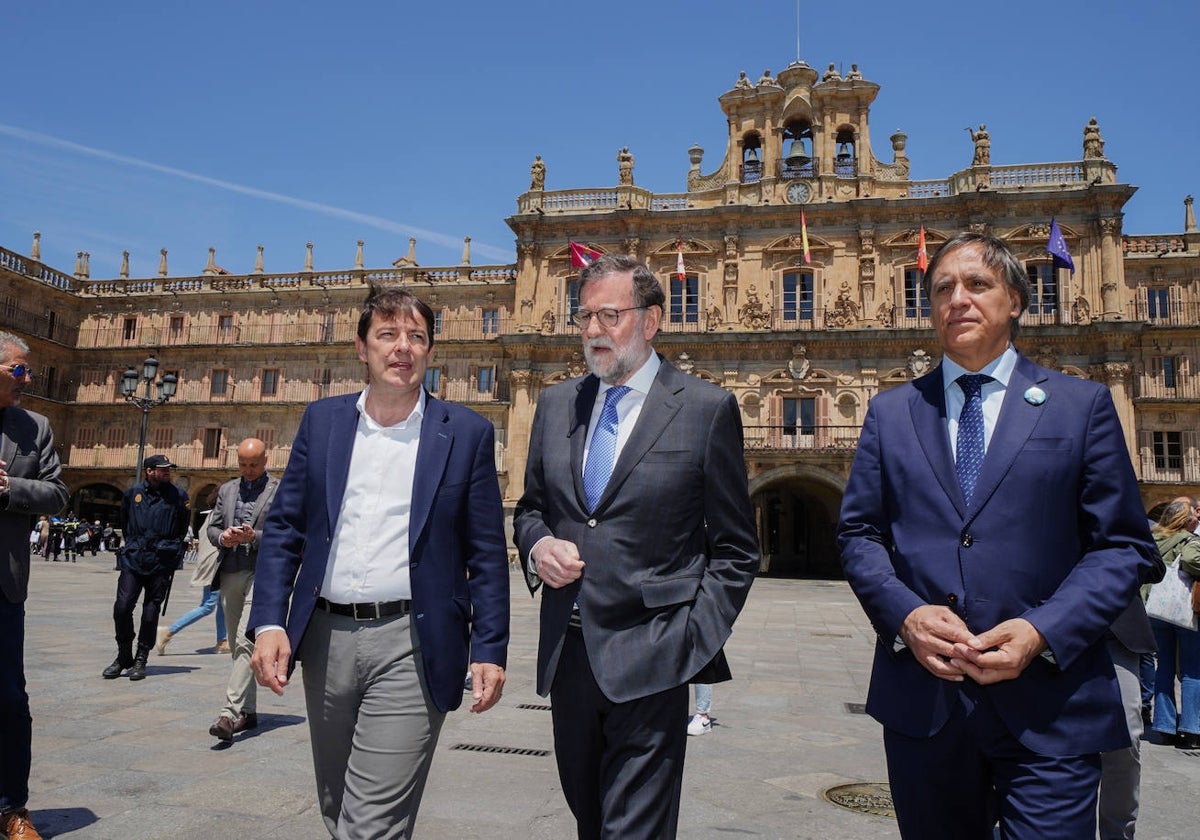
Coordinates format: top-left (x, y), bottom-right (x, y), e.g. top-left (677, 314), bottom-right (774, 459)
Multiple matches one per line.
top-left (1147, 498), bottom-right (1200, 750)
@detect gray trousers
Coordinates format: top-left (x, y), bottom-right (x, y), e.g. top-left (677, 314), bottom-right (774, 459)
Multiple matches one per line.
top-left (300, 608), bottom-right (445, 840)
top-left (218, 569), bottom-right (256, 719)
top-left (1099, 640), bottom-right (1144, 840)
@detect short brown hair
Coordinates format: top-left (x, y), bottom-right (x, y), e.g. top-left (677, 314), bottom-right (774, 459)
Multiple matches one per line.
top-left (356, 286), bottom-right (436, 347)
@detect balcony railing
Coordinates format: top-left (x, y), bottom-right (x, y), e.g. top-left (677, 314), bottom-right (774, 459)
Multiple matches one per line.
top-left (1128, 300), bottom-right (1200, 325)
top-left (744, 424), bottom-right (861, 452)
top-left (1134, 375), bottom-right (1200, 400)
top-left (1123, 235), bottom-right (1189, 255)
top-left (77, 315), bottom-right (513, 349)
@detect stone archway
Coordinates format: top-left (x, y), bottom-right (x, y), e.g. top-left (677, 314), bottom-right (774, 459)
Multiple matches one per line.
top-left (749, 464), bottom-right (846, 579)
top-left (72, 483), bottom-right (123, 530)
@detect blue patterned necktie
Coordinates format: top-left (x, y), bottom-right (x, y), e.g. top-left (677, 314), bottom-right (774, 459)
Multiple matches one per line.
top-left (583, 385), bottom-right (630, 511)
top-left (956, 374), bottom-right (992, 504)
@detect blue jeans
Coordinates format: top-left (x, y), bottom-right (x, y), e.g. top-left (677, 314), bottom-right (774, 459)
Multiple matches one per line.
top-left (1139, 652), bottom-right (1156, 708)
top-left (168, 586), bottom-right (227, 642)
top-left (1150, 618), bottom-right (1200, 736)
top-left (693, 683), bottom-right (713, 715)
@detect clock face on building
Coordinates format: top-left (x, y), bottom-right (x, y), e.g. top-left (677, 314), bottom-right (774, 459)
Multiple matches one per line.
top-left (786, 181), bottom-right (813, 205)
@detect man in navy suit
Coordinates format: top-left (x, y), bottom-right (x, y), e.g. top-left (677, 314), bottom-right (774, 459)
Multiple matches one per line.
top-left (249, 286), bottom-right (509, 839)
top-left (514, 255), bottom-right (759, 839)
top-left (837, 232), bottom-right (1158, 839)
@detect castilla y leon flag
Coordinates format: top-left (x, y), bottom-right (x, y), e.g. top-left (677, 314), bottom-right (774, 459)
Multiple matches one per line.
top-left (800, 211), bottom-right (811, 264)
top-left (569, 241), bottom-right (602, 268)
top-left (917, 225), bottom-right (929, 273)
top-left (1047, 219), bottom-right (1075, 273)
top-left (676, 237), bottom-right (686, 280)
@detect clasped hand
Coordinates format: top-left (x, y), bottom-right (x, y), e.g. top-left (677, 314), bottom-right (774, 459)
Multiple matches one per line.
top-left (900, 605), bottom-right (1047, 685)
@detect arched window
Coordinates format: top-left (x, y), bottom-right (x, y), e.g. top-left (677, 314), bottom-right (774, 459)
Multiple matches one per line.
top-left (741, 133), bottom-right (763, 184)
top-left (781, 120), bottom-right (814, 180)
top-left (834, 128), bottom-right (857, 178)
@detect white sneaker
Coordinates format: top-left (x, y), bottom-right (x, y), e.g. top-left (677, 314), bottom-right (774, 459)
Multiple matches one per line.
top-left (687, 714), bottom-right (712, 736)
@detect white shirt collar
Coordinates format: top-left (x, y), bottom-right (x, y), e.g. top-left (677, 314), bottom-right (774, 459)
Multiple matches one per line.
top-left (941, 345), bottom-right (1018, 394)
top-left (355, 386), bottom-right (426, 431)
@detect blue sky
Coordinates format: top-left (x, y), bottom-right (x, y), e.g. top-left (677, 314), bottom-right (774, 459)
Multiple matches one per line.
top-left (3, 1), bottom-right (1197, 277)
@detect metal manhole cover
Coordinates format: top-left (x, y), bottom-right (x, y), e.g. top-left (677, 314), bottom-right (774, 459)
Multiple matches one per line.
top-left (823, 782), bottom-right (895, 817)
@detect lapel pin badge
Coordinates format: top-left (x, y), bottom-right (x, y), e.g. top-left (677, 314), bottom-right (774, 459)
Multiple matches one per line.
top-left (1023, 386), bottom-right (1047, 406)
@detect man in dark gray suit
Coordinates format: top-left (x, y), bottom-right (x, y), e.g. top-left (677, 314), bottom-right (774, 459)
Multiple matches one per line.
top-left (0, 331), bottom-right (69, 840)
top-left (204, 437), bottom-right (280, 743)
top-left (514, 255), bottom-right (759, 839)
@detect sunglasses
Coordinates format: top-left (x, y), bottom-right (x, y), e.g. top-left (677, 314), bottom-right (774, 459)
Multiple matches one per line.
top-left (1, 364), bottom-right (29, 379)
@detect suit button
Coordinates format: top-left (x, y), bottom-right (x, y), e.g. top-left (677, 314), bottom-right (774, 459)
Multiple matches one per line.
top-left (961, 534), bottom-right (973, 547)
top-left (947, 593), bottom-right (958, 605)
top-left (587, 518), bottom-right (597, 528)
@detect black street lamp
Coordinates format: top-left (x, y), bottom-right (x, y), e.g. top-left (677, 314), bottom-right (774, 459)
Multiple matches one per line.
top-left (120, 355), bottom-right (178, 484)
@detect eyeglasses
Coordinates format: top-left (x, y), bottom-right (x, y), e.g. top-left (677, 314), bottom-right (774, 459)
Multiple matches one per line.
top-left (570, 306), bottom-right (647, 329)
top-left (0, 364), bottom-right (29, 379)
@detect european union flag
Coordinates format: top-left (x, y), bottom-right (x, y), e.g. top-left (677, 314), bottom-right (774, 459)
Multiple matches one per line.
top-left (1047, 219), bottom-right (1075, 273)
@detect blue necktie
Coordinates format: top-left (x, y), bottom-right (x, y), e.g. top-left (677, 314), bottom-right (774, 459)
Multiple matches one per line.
top-left (583, 386), bottom-right (630, 511)
top-left (956, 374), bottom-right (991, 504)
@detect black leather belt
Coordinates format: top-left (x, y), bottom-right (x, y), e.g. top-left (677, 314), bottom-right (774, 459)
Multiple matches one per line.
top-left (316, 597), bottom-right (411, 621)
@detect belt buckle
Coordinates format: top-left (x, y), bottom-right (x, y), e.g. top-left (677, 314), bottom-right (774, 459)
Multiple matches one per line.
top-left (352, 602), bottom-right (371, 621)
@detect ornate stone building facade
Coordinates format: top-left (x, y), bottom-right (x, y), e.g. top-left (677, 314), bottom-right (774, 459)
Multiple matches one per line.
top-left (3, 61), bottom-right (1198, 575)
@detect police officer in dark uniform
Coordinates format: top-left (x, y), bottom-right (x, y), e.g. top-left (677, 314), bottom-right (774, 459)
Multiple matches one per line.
top-left (103, 455), bottom-right (190, 681)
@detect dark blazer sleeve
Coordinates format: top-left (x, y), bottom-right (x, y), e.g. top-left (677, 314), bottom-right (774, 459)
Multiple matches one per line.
top-left (686, 389), bottom-right (760, 660)
top-left (512, 390), bottom-right (554, 595)
top-left (248, 405), bottom-right (316, 635)
top-left (1018, 386), bottom-right (1158, 669)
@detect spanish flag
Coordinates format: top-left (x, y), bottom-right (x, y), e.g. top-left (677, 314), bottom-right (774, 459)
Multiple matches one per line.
top-left (800, 211), bottom-right (811, 264)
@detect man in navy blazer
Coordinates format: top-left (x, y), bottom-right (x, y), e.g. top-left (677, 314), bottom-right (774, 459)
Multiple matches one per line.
top-left (837, 233), bottom-right (1158, 839)
top-left (514, 255), bottom-right (759, 839)
top-left (249, 286), bottom-right (509, 839)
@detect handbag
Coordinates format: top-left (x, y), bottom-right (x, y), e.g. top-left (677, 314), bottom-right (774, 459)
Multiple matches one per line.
top-left (1145, 553), bottom-right (1199, 631)
top-left (1192, 580), bottom-right (1200, 614)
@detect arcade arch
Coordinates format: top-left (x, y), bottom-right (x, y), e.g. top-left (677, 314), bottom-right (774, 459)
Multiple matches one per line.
top-left (749, 464), bottom-right (846, 579)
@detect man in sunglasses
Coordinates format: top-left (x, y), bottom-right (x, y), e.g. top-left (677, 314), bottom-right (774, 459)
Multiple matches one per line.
top-left (0, 331), bottom-right (69, 840)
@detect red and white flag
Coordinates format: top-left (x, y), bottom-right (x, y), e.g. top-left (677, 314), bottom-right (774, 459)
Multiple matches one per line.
top-left (676, 237), bottom-right (686, 280)
top-left (569, 241), bottom-right (603, 268)
top-left (917, 225), bottom-right (929, 273)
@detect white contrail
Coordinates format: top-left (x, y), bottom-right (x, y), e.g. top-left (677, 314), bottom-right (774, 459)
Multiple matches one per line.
top-left (0, 123), bottom-right (514, 263)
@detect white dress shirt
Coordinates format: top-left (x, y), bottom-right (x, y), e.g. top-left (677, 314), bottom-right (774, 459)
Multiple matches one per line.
top-left (321, 386), bottom-right (423, 603)
top-left (529, 350), bottom-right (661, 573)
top-left (581, 350), bottom-right (661, 475)
top-left (941, 345), bottom-right (1017, 460)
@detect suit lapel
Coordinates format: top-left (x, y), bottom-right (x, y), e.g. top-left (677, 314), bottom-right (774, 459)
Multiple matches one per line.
top-left (595, 362), bottom-right (683, 512)
top-left (250, 477), bottom-right (280, 529)
top-left (325, 395), bottom-right (360, 535)
top-left (410, 394), bottom-right (452, 551)
top-left (910, 367), bottom-right (965, 516)
top-left (571, 377), bottom-right (600, 512)
top-left (968, 356), bottom-right (1049, 518)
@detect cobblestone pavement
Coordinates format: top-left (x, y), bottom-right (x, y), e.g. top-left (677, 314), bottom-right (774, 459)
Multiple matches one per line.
top-left (21, 553), bottom-right (1200, 838)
